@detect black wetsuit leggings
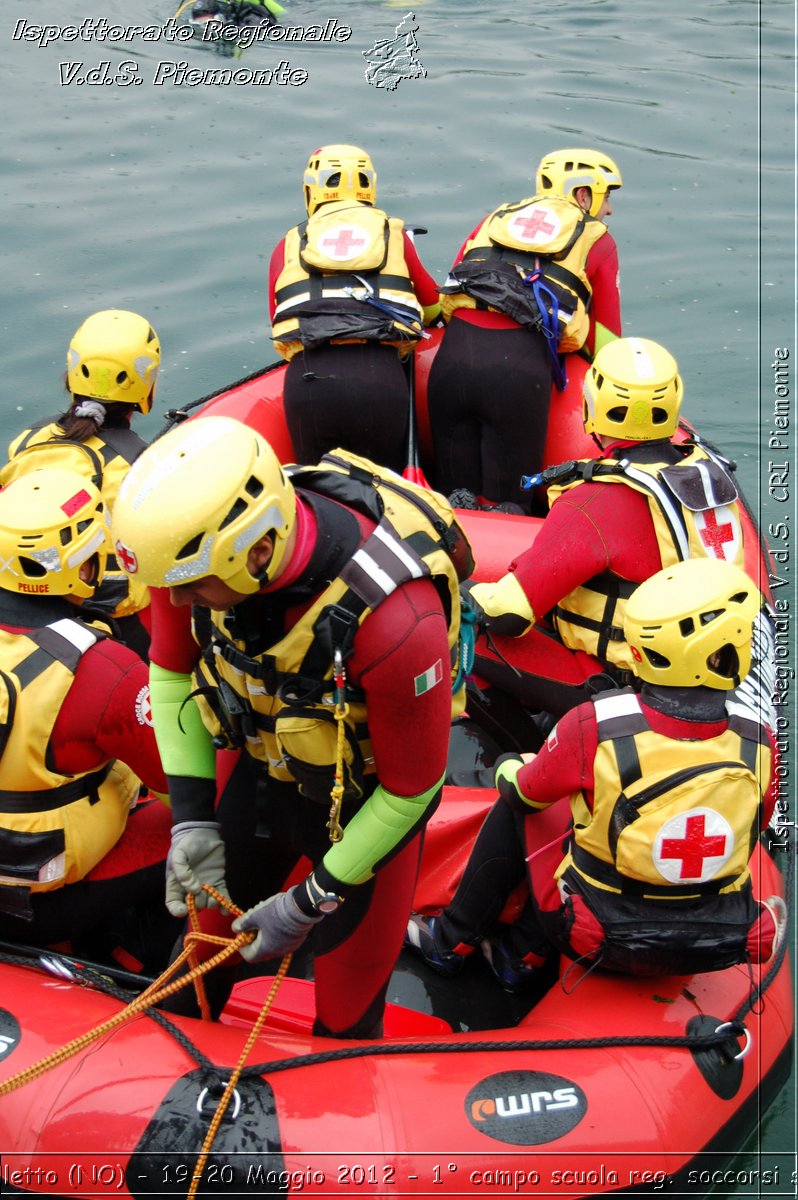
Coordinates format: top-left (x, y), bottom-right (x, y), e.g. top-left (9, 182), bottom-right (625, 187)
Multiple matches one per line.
top-left (427, 318), bottom-right (553, 511)
top-left (284, 341), bottom-right (410, 472)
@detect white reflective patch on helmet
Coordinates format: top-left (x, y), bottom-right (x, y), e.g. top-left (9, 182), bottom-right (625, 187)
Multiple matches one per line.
top-left (122, 421), bottom-right (221, 510)
top-left (163, 535), bottom-right (215, 585)
top-left (31, 547), bottom-right (61, 573)
top-left (133, 354), bottom-right (158, 384)
top-left (232, 503), bottom-right (287, 556)
top-left (66, 527), bottom-right (106, 570)
top-left (628, 338), bottom-right (656, 380)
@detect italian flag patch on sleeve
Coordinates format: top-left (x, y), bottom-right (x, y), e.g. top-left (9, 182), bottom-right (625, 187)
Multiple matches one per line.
top-left (414, 659), bottom-right (444, 697)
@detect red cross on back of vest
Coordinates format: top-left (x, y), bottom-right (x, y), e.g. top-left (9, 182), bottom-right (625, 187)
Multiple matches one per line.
top-left (511, 207), bottom-right (559, 241)
top-left (696, 506), bottom-right (737, 558)
top-left (653, 807), bottom-right (734, 883)
top-left (320, 226), bottom-right (368, 260)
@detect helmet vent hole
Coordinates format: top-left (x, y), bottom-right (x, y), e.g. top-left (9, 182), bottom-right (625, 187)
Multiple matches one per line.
top-left (220, 498), bottom-right (248, 530)
top-left (116, 371), bottom-right (128, 385)
top-left (19, 557), bottom-right (47, 579)
top-left (176, 533), bottom-right (203, 561)
top-left (643, 647), bottom-right (671, 669)
top-left (678, 617), bottom-right (695, 636)
top-left (81, 365), bottom-right (90, 378)
top-left (606, 406), bottom-right (628, 424)
top-left (60, 528), bottom-right (73, 546)
top-left (699, 608), bottom-right (722, 627)
top-left (711, 644), bottom-right (739, 678)
top-left (245, 476), bottom-right (264, 499)
top-left (652, 407), bottom-right (669, 425)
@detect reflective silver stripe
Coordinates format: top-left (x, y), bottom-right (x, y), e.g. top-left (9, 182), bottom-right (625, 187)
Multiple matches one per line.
top-left (349, 548), bottom-right (396, 597)
top-left (372, 525), bottom-right (425, 578)
top-left (593, 691), bottom-right (641, 724)
top-left (46, 618), bottom-right (98, 655)
top-left (621, 463), bottom-right (691, 560)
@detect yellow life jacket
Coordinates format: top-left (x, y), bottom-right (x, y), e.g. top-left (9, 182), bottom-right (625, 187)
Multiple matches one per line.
top-left (272, 201), bottom-right (425, 362)
top-left (190, 450), bottom-right (472, 803)
top-left (0, 613), bottom-right (140, 906)
top-left (4, 420), bottom-right (151, 619)
top-left (545, 441), bottom-right (746, 672)
top-left (439, 195), bottom-right (606, 352)
top-left (559, 689), bottom-right (770, 899)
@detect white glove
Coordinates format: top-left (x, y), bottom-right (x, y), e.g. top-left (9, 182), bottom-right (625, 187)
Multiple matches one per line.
top-left (165, 821), bottom-right (231, 918)
top-left (231, 887), bottom-right (324, 963)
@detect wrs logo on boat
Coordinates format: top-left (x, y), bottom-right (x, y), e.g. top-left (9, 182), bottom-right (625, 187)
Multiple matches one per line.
top-left (466, 1069), bottom-right (587, 1145)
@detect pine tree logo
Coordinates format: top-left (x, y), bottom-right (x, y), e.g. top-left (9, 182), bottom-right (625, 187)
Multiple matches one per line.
top-left (363, 12), bottom-right (426, 91)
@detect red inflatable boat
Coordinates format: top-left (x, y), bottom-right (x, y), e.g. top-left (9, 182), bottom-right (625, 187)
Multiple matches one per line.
top-left (0, 334), bottom-right (790, 1199)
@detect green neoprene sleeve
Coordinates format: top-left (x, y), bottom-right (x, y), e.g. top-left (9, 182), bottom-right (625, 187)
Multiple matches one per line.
top-left (149, 663), bottom-right (216, 779)
top-left (320, 774), bottom-right (444, 886)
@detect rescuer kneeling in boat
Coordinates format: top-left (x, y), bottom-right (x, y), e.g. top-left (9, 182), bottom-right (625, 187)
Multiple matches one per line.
top-left (2, 308), bottom-right (162, 662)
top-left (269, 144), bottom-right (441, 474)
top-left (463, 336), bottom-right (775, 729)
top-left (428, 146), bottom-right (623, 512)
top-left (111, 416), bottom-right (469, 1038)
top-left (0, 469), bottom-right (176, 968)
top-left (407, 558), bottom-right (784, 990)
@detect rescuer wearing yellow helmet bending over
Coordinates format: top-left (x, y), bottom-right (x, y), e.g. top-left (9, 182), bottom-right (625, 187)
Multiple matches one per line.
top-left (112, 415), bottom-right (472, 1037)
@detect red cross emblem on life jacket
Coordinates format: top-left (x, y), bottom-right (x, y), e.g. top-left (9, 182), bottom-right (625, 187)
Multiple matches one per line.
top-left (510, 205), bottom-right (560, 243)
top-left (321, 226), bottom-right (368, 261)
top-left (653, 807), bottom-right (733, 883)
top-left (696, 505), bottom-right (739, 559)
top-left (115, 540), bottom-right (138, 574)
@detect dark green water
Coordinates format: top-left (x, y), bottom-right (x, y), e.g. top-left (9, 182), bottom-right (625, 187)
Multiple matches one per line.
top-left (1, 0), bottom-right (795, 1192)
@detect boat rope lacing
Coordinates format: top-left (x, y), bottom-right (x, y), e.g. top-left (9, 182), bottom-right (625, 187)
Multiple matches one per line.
top-left (0, 838), bottom-right (790, 1190)
top-left (159, 361), bottom-right (284, 435)
top-left (0, 886), bottom-right (290, 1200)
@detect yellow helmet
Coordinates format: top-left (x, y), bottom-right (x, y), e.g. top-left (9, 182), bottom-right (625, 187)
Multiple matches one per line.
top-left (583, 337), bottom-right (683, 441)
top-left (0, 468), bottom-right (108, 599)
top-left (303, 144), bottom-right (377, 217)
top-left (66, 309), bottom-right (161, 414)
top-left (111, 416), bottom-right (296, 593)
top-left (535, 147), bottom-right (622, 217)
top-left (624, 559), bottom-right (761, 690)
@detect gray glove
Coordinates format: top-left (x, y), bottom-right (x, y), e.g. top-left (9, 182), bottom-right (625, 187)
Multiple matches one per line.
top-left (165, 821), bottom-right (231, 918)
top-left (231, 886), bottom-right (324, 963)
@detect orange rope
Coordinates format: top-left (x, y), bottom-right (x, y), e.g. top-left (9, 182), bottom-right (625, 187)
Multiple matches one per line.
top-left (188, 953), bottom-right (293, 1199)
top-left (0, 886), bottom-right (290, 1104)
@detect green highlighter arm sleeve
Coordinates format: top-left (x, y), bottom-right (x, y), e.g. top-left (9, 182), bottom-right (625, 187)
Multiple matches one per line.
top-left (149, 663), bottom-right (216, 780)
top-left (592, 322), bottom-right (618, 356)
top-left (316, 775), bottom-right (444, 889)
